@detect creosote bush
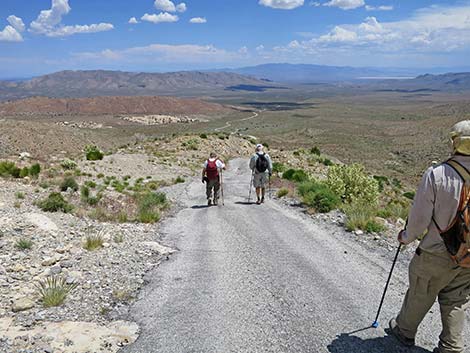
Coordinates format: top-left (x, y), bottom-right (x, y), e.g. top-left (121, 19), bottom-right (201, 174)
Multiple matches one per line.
top-left (36, 276), bottom-right (77, 308)
top-left (298, 181), bottom-right (341, 213)
top-left (0, 161), bottom-right (20, 178)
top-left (85, 145), bottom-right (104, 161)
top-left (29, 163), bottom-right (41, 178)
top-left (60, 176), bottom-right (79, 192)
top-left (282, 169), bottom-right (309, 183)
top-left (37, 193), bottom-right (73, 213)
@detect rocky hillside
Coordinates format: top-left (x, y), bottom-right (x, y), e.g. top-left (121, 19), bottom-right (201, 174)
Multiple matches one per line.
top-left (0, 96), bottom-right (228, 116)
top-left (0, 70), bottom-right (271, 100)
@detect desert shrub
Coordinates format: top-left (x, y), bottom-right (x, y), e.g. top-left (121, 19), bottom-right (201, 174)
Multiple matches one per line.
top-left (199, 133), bottom-right (208, 139)
top-left (114, 232), bottom-right (125, 243)
top-left (282, 169), bottom-right (309, 183)
top-left (175, 176), bottom-right (185, 184)
top-left (80, 186), bottom-right (100, 206)
top-left (85, 145), bottom-right (104, 161)
top-left (13, 201), bottom-right (21, 208)
top-left (0, 161), bottom-right (20, 178)
top-left (111, 180), bottom-right (127, 193)
top-left (29, 163), bottom-right (41, 177)
top-left (310, 146), bottom-right (321, 155)
top-left (19, 167), bottom-right (29, 178)
top-left (377, 201), bottom-right (410, 221)
top-left (343, 201), bottom-right (384, 232)
top-left (272, 162), bottom-right (286, 173)
top-left (60, 176), bottom-right (79, 192)
top-left (97, 173), bottom-right (105, 179)
top-left (326, 164), bottom-right (379, 204)
top-left (15, 238), bottom-right (33, 250)
top-left (36, 276), bottom-right (77, 308)
top-left (136, 191), bottom-right (167, 224)
top-left (373, 175), bottom-right (389, 192)
top-left (298, 181), bottom-right (341, 213)
top-left (84, 180), bottom-right (97, 188)
top-left (277, 188), bottom-right (289, 198)
top-left (37, 193), bottom-right (73, 213)
top-left (392, 178), bottom-right (402, 189)
top-left (403, 191), bottom-right (416, 200)
top-left (15, 191), bottom-right (25, 199)
top-left (117, 211), bottom-right (128, 223)
top-left (322, 158), bottom-right (334, 166)
top-left (83, 232), bottom-right (104, 251)
top-left (182, 139), bottom-right (199, 151)
top-left (61, 159), bottom-right (77, 170)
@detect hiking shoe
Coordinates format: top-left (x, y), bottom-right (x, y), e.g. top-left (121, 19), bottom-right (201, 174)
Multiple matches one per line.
top-left (388, 319), bottom-right (415, 347)
top-left (433, 348), bottom-right (441, 353)
top-left (256, 198), bottom-right (261, 205)
top-left (213, 199), bottom-right (218, 206)
top-left (261, 197), bottom-right (265, 203)
top-left (207, 199), bottom-right (212, 206)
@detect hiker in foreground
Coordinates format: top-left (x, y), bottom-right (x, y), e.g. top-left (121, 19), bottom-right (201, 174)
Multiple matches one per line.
top-left (202, 152), bottom-right (225, 206)
top-left (249, 144), bottom-right (273, 205)
top-left (389, 121), bottom-right (470, 353)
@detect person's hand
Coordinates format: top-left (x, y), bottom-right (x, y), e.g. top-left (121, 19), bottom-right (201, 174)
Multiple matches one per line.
top-left (201, 177), bottom-right (205, 184)
top-left (397, 230), bottom-right (407, 244)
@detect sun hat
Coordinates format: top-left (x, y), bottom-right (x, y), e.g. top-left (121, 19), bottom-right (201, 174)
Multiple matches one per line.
top-left (450, 121), bottom-right (470, 155)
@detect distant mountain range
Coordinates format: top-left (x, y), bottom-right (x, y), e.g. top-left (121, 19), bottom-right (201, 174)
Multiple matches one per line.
top-left (221, 63), bottom-right (420, 83)
top-left (0, 70), bottom-right (269, 101)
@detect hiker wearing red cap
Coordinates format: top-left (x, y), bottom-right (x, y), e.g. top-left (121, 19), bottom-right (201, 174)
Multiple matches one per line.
top-left (202, 152), bottom-right (225, 206)
top-left (249, 144), bottom-right (273, 205)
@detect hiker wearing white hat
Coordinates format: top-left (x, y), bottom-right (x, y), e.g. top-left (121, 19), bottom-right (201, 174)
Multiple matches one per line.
top-left (249, 144), bottom-right (273, 205)
top-left (389, 121), bottom-right (470, 353)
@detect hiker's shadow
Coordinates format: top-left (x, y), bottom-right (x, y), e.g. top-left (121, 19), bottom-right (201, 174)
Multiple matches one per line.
top-left (234, 201), bottom-right (256, 206)
top-left (191, 205), bottom-right (210, 209)
top-left (327, 332), bottom-right (432, 353)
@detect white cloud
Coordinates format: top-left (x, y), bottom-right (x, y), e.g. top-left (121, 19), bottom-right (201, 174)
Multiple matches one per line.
top-left (259, 0), bottom-right (304, 10)
top-left (239, 46), bottom-right (249, 54)
top-left (30, 0), bottom-right (113, 37)
top-left (46, 23), bottom-right (114, 37)
top-left (129, 17), bottom-right (139, 24)
top-left (310, 1), bottom-right (321, 6)
top-left (154, 0), bottom-right (176, 12)
top-left (324, 0), bottom-right (365, 10)
top-left (7, 15), bottom-right (25, 32)
top-left (365, 5), bottom-right (393, 11)
top-left (0, 25), bottom-right (23, 42)
top-left (319, 26), bottom-right (358, 42)
top-left (176, 3), bottom-right (187, 13)
top-left (75, 43), bottom-right (244, 65)
top-left (190, 17), bottom-right (207, 24)
top-left (141, 13), bottom-right (179, 24)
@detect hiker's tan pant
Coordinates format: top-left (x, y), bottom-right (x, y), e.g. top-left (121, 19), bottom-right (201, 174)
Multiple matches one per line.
top-left (206, 178), bottom-right (220, 201)
top-left (396, 249), bottom-right (470, 353)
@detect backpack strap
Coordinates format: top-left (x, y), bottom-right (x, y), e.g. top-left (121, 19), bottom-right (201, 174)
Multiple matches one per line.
top-left (434, 159), bottom-right (470, 233)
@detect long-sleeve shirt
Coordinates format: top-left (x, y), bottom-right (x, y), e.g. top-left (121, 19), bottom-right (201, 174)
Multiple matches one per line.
top-left (249, 153), bottom-right (273, 174)
top-left (401, 155), bottom-right (470, 253)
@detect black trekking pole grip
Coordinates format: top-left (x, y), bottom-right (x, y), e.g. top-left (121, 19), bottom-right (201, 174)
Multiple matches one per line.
top-left (372, 243), bottom-right (402, 328)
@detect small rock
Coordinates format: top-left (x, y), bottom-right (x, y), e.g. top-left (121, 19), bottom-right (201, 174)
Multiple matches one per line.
top-left (41, 256), bottom-right (60, 266)
top-left (19, 152), bottom-right (31, 160)
top-left (12, 297), bottom-right (35, 312)
top-left (354, 230), bottom-right (364, 236)
top-left (103, 242), bottom-right (111, 248)
top-left (142, 242), bottom-right (176, 255)
top-left (50, 265), bottom-right (62, 275)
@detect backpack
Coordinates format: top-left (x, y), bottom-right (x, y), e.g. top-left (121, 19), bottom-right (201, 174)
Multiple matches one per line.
top-left (434, 159), bottom-right (470, 268)
top-left (256, 153), bottom-right (269, 173)
top-left (206, 159), bottom-right (219, 181)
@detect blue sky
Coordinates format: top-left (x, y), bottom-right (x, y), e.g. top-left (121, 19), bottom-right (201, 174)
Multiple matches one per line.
top-left (1, 0), bottom-right (470, 77)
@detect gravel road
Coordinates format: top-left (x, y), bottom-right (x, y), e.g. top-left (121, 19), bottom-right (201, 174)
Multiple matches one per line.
top-left (122, 159), bottom-right (468, 353)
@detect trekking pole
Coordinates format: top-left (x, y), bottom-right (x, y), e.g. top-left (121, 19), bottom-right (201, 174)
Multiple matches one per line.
top-left (220, 170), bottom-right (225, 206)
top-left (269, 174), bottom-right (272, 199)
top-left (371, 243), bottom-right (402, 328)
top-left (248, 171), bottom-right (254, 203)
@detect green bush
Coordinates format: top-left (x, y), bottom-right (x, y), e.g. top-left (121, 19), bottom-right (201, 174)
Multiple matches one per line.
top-left (377, 201), bottom-right (410, 221)
top-left (80, 186), bottom-right (100, 206)
top-left (19, 167), bottom-right (29, 178)
top-left (326, 164), bottom-right (379, 204)
top-left (37, 193), bottom-right (73, 213)
top-left (15, 238), bottom-right (33, 250)
top-left (199, 133), bottom-right (208, 139)
top-left (61, 159), bottom-right (77, 170)
top-left (85, 145), bottom-right (104, 161)
top-left (136, 192), bottom-right (167, 224)
top-left (310, 146), bottom-right (321, 155)
top-left (0, 161), bottom-right (20, 178)
top-left (277, 188), bottom-right (289, 198)
top-left (175, 176), bottom-right (185, 184)
top-left (403, 191), bottom-right (416, 200)
top-left (60, 177), bottom-right (79, 192)
top-left (272, 162), bottom-right (286, 173)
top-left (182, 139), bottom-right (199, 151)
top-left (373, 175), bottom-right (389, 192)
top-left (282, 169), bottom-right (309, 183)
top-left (298, 181), bottom-right (341, 213)
top-left (29, 163), bottom-right (41, 177)
top-left (343, 201), bottom-right (382, 232)
top-left (322, 158), bottom-right (334, 166)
